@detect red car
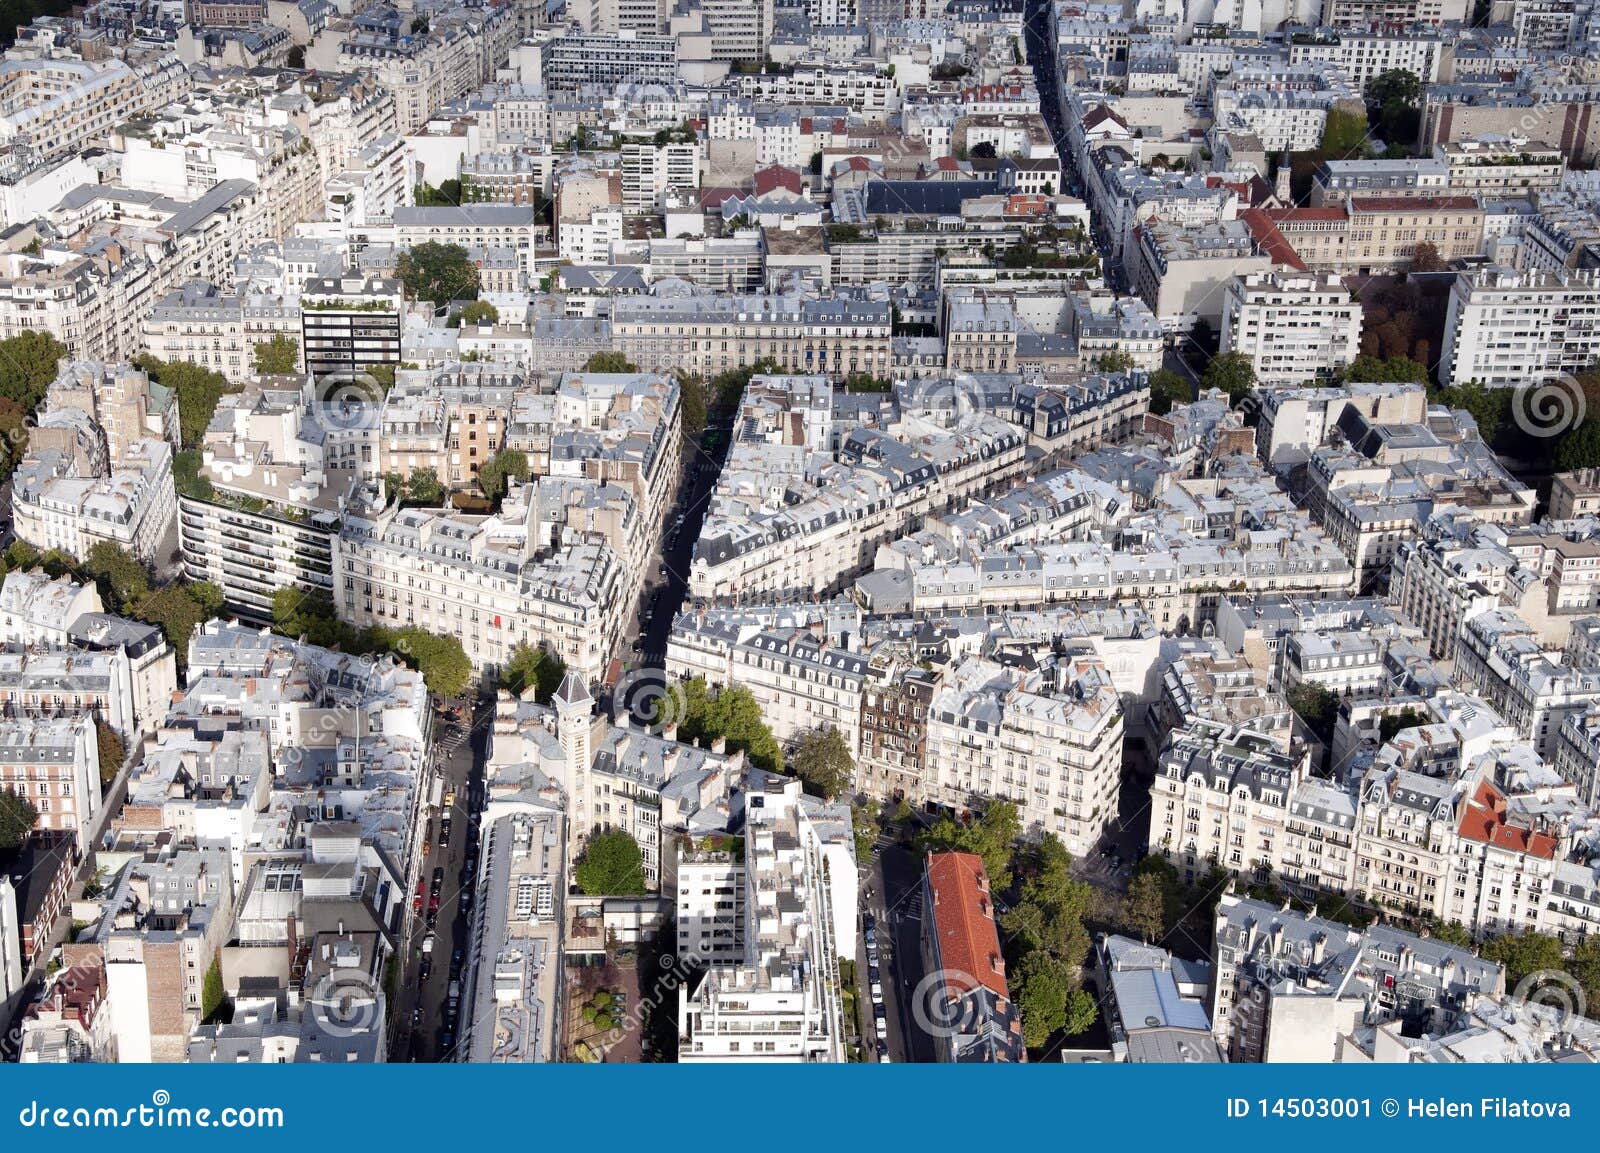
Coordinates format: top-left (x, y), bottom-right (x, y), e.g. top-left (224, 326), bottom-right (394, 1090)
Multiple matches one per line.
top-left (412, 879), bottom-right (425, 913)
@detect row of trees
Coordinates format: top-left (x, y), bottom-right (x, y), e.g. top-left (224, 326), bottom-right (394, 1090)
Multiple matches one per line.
top-left (4, 539), bottom-right (225, 674)
top-left (919, 806), bottom-right (1099, 1048)
top-left (270, 589), bottom-right (472, 698)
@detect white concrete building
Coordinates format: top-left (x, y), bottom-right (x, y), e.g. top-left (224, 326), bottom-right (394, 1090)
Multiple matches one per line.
top-left (1220, 270), bottom-right (1363, 386)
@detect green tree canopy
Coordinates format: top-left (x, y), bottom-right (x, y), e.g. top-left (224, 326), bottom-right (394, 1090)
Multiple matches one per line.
top-left (582, 351), bottom-right (640, 373)
top-left (676, 371), bottom-right (708, 435)
top-left (83, 541), bottom-right (149, 612)
top-left (478, 449), bottom-right (530, 503)
top-left (674, 677), bottom-right (784, 772)
top-left (501, 644), bottom-right (566, 704)
top-left (133, 354), bottom-right (240, 448)
top-left (574, 829), bottom-right (648, 896)
top-left (1121, 871), bottom-right (1168, 943)
top-left (921, 800), bottom-right (1021, 891)
top-left (1379, 706), bottom-right (1427, 743)
top-left (1482, 930), bottom-right (1566, 987)
top-left (459, 300), bottom-right (499, 326)
top-left (405, 467), bottom-right (445, 507)
top-left (391, 628), bottom-right (472, 698)
top-left (95, 721), bottom-right (125, 787)
top-left (134, 584), bottom-right (215, 665)
top-left (0, 787), bottom-right (37, 848)
top-left (1147, 368), bottom-right (1191, 416)
top-left (1200, 351), bottom-right (1257, 406)
top-left (1288, 682), bottom-right (1340, 744)
top-left (0, 331), bottom-right (66, 413)
top-left (397, 242), bottom-right (480, 308)
top-left (253, 334), bottom-right (300, 375)
top-left (1555, 420), bottom-right (1600, 472)
top-left (791, 725), bottom-right (855, 799)
top-left (1014, 951), bottom-right (1073, 1049)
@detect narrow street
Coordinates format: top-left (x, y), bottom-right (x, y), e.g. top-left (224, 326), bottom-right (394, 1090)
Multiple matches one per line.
top-left (388, 687), bottom-right (492, 1061)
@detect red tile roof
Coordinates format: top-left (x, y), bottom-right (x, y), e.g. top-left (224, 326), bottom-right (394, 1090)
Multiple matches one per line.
top-left (1457, 780), bottom-right (1559, 859)
top-left (1240, 208), bottom-right (1308, 272)
top-left (1348, 195), bottom-right (1478, 213)
top-left (753, 165), bottom-right (804, 197)
top-left (926, 851), bottom-right (1009, 1000)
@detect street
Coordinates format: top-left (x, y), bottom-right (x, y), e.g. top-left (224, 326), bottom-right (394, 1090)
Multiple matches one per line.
top-left (622, 415), bottom-right (733, 713)
top-left (859, 839), bottom-right (939, 1063)
top-left (389, 688), bottom-right (491, 1061)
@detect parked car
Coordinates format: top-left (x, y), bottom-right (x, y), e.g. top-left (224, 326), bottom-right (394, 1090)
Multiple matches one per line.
top-left (419, 959), bottom-right (432, 982)
top-left (421, 932), bottom-right (436, 955)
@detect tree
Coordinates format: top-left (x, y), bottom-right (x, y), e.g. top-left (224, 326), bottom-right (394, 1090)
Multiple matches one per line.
top-left (133, 355), bottom-right (239, 448)
top-left (1367, 69), bottom-right (1421, 112)
top-left (1344, 354), bottom-right (1429, 384)
top-left (1410, 241), bottom-right (1445, 273)
top-left (1555, 421), bottom-right (1600, 472)
top-left (1122, 871), bottom-right (1168, 943)
top-left (1482, 930), bottom-right (1566, 988)
top-left (1426, 919), bottom-right (1473, 948)
top-left (459, 300), bottom-right (499, 326)
top-left (202, 957), bottom-right (225, 1021)
top-left (404, 467), bottom-right (445, 507)
top-left (0, 331), bottom-right (66, 414)
top-left (396, 242), bottom-right (479, 308)
top-left (83, 541), bottom-right (148, 612)
top-left (1320, 107), bottom-right (1371, 158)
top-left (135, 584), bottom-right (214, 663)
top-left (95, 721), bottom-right (125, 787)
top-left (391, 628), bottom-right (472, 698)
top-left (676, 372), bottom-right (707, 436)
top-left (1379, 706), bottom-right (1427, 743)
top-left (1434, 381), bottom-right (1508, 444)
top-left (1200, 351), bottom-right (1256, 406)
top-left (0, 787), bottom-right (37, 849)
top-left (1014, 951), bottom-right (1071, 1048)
top-left (791, 725), bottom-right (854, 799)
top-left (172, 450), bottom-right (214, 500)
top-left (501, 644), bottom-right (566, 704)
top-left (253, 334), bottom-right (300, 375)
top-left (1063, 987), bottom-right (1097, 1037)
top-left (921, 800), bottom-right (1021, 892)
top-left (675, 677), bottom-right (784, 772)
top-left (582, 351), bottom-right (640, 373)
top-left (574, 829), bottom-right (648, 896)
top-left (287, 45), bottom-right (305, 68)
top-left (477, 449), bottom-right (529, 503)
top-left (1288, 682), bottom-right (1340, 745)
top-left (415, 180), bottom-right (462, 207)
top-left (1568, 938), bottom-right (1600, 1014)
top-left (5, 540), bottom-right (39, 571)
top-left (1147, 368), bottom-right (1190, 416)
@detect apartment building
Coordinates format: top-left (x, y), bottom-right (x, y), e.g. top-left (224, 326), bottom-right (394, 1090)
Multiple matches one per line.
top-left (611, 294), bottom-right (893, 381)
top-left (300, 276), bottom-right (404, 377)
top-left (1208, 893), bottom-right (1500, 1063)
top-left (920, 852), bottom-right (1024, 1062)
top-left (1438, 266), bottom-right (1600, 388)
top-left (0, 53), bottom-right (192, 163)
top-left (0, 717), bottom-right (99, 849)
top-left (925, 655), bottom-right (1123, 856)
top-left (140, 282), bottom-right (301, 382)
top-left (1435, 137), bottom-right (1565, 198)
top-left (678, 775), bottom-right (851, 1063)
top-left (1220, 270), bottom-right (1363, 386)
